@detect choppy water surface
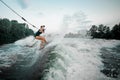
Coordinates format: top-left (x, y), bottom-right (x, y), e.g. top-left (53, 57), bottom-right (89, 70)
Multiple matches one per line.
top-left (101, 45), bottom-right (120, 78)
top-left (0, 36), bottom-right (120, 80)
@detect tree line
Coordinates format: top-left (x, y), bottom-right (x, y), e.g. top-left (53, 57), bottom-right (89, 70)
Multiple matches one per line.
top-left (88, 23), bottom-right (120, 40)
top-left (0, 18), bottom-right (34, 45)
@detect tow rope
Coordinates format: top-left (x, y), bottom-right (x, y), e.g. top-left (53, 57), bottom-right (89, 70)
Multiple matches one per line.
top-left (0, 0), bottom-right (38, 29)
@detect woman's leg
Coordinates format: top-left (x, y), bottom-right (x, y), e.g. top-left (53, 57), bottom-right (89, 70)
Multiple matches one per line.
top-left (40, 40), bottom-right (44, 48)
top-left (36, 36), bottom-right (47, 42)
top-left (35, 36), bottom-right (47, 48)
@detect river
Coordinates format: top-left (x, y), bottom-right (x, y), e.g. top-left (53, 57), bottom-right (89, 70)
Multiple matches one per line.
top-left (0, 36), bottom-right (120, 80)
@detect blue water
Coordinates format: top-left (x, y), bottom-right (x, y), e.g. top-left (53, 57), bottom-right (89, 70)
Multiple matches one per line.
top-left (100, 45), bottom-right (120, 78)
top-left (0, 36), bottom-right (120, 80)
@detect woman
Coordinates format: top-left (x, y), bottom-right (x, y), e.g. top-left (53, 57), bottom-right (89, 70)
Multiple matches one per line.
top-left (34, 25), bottom-right (47, 49)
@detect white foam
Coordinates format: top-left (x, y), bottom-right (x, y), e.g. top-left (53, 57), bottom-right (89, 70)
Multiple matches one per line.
top-left (0, 35), bottom-right (120, 80)
top-left (43, 38), bottom-right (120, 80)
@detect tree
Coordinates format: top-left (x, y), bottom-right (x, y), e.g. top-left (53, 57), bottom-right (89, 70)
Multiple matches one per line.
top-left (0, 18), bottom-right (34, 45)
top-left (104, 27), bottom-right (111, 39)
top-left (88, 23), bottom-right (120, 40)
top-left (111, 24), bottom-right (120, 39)
top-left (89, 25), bottom-right (98, 38)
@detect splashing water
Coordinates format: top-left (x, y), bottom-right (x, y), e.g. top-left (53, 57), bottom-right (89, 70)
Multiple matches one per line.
top-left (0, 35), bottom-right (120, 80)
top-left (42, 38), bottom-right (120, 80)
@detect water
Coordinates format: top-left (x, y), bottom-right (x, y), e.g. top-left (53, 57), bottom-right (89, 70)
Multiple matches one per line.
top-left (100, 45), bottom-right (120, 78)
top-left (0, 36), bottom-right (120, 80)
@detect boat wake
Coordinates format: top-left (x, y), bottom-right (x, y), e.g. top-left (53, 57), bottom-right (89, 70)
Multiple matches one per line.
top-left (0, 36), bottom-right (120, 80)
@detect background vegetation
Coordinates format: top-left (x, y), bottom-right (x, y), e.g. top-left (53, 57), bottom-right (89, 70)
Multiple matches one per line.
top-left (88, 23), bottom-right (120, 40)
top-left (0, 18), bottom-right (34, 45)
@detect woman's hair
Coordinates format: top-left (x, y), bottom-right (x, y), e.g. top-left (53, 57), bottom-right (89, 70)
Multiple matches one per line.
top-left (40, 25), bottom-right (45, 28)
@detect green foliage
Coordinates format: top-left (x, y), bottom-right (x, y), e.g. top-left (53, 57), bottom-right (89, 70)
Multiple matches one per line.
top-left (88, 23), bottom-right (120, 40)
top-left (111, 23), bottom-right (120, 39)
top-left (0, 18), bottom-right (34, 45)
top-left (89, 25), bottom-right (97, 38)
